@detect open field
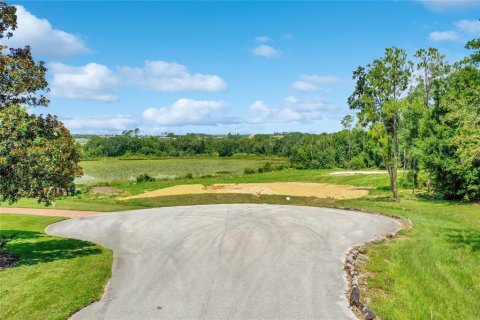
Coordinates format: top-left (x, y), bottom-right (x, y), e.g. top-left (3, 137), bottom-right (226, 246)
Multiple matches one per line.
top-left (0, 214), bottom-right (112, 320)
top-left (76, 157), bottom-right (286, 183)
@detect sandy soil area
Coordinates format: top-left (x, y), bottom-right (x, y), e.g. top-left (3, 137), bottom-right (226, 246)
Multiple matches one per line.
top-left (0, 208), bottom-right (101, 218)
top-left (328, 171), bottom-right (387, 176)
top-left (120, 182), bottom-right (371, 200)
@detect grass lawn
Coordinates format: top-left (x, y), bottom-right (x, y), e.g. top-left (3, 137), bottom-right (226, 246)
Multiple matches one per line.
top-left (77, 157), bottom-right (286, 183)
top-left (0, 214), bottom-right (112, 320)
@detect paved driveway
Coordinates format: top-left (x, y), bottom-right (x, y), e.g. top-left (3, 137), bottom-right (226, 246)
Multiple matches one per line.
top-left (46, 204), bottom-right (400, 320)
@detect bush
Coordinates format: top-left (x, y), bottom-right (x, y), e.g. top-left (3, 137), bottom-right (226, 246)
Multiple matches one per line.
top-left (184, 173), bottom-right (194, 179)
top-left (350, 155), bottom-right (367, 170)
top-left (258, 162), bottom-right (273, 173)
top-left (136, 173), bottom-right (155, 183)
top-left (244, 167), bottom-right (256, 174)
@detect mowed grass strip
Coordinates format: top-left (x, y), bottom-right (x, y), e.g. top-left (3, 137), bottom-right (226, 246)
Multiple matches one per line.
top-left (0, 214), bottom-right (112, 320)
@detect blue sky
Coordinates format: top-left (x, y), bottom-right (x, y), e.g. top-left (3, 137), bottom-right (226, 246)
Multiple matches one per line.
top-left (3, 0), bottom-right (480, 134)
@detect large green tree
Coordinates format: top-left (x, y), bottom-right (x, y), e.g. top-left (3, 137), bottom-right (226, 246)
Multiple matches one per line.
top-left (0, 2), bottom-right (81, 205)
top-left (348, 47), bottom-right (412, 199)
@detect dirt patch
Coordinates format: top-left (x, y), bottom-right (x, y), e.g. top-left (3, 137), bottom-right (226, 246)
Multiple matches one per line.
top-left (120, 182), bottom-right (372, 200)
top-left (329, 171), bottom-right (387, 176)
top-left (0, 208), bottom-right (101, 218)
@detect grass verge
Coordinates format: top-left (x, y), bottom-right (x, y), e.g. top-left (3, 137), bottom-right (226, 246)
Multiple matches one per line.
top-left (0, 214), bottom-right (112, 320)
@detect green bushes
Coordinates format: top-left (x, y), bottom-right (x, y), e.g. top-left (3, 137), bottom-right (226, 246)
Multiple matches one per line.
top-left (136, 173), bottom-right (156, 183)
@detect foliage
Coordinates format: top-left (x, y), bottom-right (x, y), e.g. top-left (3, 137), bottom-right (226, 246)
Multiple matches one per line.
top-left (0, 2), bottom-right (81, 205)
top-left (135, 173), bottom-right (155, 183)
top-left (348, 47), bottom-right (413, 198)
top-left (0, 3), bottom-right (49, 109)
top-left (0, 106), bottom-right (82, 205)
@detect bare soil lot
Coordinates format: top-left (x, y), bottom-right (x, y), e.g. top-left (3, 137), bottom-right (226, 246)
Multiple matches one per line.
top-left (120, 182), bottom-right (371, 200)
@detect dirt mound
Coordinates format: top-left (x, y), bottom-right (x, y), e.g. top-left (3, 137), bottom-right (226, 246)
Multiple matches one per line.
top-left (120, 182), bottom-right (371, 200)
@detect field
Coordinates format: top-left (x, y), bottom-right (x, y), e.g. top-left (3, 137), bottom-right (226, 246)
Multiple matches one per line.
top-left (0, 214), bottom-right (112, 320)
top-left (76, 157), bottom-right (286, 183)
top-left (1, 167), bottom-right (479, 319)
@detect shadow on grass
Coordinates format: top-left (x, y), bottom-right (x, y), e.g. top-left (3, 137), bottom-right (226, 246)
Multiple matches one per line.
top-left (436, 228), bottom-right (480, 252)
top-left (0, 230), bottom-right (102, 267)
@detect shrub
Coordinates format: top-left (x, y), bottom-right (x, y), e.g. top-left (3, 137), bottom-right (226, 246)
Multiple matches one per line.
top-left (136, 173), bottom-right (155, 183)
top-left (244, 167), bottom-right (256, 174)
top-left (350, 155), bottom-right (367, 169)
top-left (184, 173), bottom-right (194, 179)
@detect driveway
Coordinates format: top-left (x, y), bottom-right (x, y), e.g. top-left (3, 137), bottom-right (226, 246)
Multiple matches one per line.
top-left (46, 204), bottom-right (400, 320)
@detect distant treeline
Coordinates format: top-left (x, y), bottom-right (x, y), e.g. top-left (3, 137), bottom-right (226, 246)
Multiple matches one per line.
top-left (80, 131), bottom-right (383, 170)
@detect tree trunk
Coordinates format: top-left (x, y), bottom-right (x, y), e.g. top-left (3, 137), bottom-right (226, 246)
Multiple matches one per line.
top-left (403, 148), bottom-right (407, 179)
top-left (392, 115), bottom-right (399, 199)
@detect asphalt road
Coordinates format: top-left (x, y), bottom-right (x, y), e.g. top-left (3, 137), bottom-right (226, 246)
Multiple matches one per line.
top-left (46, 204), bottom-right (400, 320)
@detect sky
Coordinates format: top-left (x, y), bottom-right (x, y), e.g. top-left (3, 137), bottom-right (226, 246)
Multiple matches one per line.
top-left (3, 0), bottom-right (480, 135)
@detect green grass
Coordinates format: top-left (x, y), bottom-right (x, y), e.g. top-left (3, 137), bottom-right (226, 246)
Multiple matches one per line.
top-left (77, 157), bottom-right (286, 183)
top-left (0, 214), bottom-right (112, 320)
top-left (341, 198), bottom-right (480, 320)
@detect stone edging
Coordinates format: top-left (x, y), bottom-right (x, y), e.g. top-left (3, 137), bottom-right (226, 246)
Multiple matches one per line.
top-left (340, 208), bottom-right (413, 320)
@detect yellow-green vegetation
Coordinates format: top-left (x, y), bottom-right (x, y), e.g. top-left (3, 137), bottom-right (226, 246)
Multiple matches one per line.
top-left (0, 214), bottom-right (112, 320)
top-left (77, 157), bottom-right (286, 183)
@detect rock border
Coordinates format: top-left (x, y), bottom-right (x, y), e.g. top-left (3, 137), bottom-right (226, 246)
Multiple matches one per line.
top-left (341, 208), bottom-right (413, 320)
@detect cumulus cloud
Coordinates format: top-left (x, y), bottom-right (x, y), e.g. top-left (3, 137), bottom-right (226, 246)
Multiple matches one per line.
top-left (429, 30), bottom-right (462, 42)
top-left (455, 19), bottom-right (480, 34)
top-left (142, 99), bottom-right (227, 126)
top-left (255, 36), bottom-right (271, 42)
top-left (119, 60), bottom-right (227, 92)
top-left (251, 45), bottom-right (280, 58)
top-left (50, 63), bottom-right (120, 102)
top-left (1, 5), bottom-right (90, 57)
top-left (62, 115), bottom-right (138, 133)
top-left (291, 74), bottom-right (341, 92)
top-left (49, 60), bottom-right (227, 101)
top-left (249, 96), bottom-right (336, 123)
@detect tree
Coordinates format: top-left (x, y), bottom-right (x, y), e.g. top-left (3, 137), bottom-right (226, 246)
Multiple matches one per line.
top-left (0, 2), bottom-right (81, 205)
top-left (348, 47), bottom-right (412, 199)
top-left (341, 115), bottom-right (354, 168)
top-left (0, 3), bottom-right (49, 109)
top-left (0, 106), bottom-right (82, 204)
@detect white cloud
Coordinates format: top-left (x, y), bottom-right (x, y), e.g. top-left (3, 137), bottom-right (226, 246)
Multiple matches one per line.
top-left (418, 0), bottom-right (480, 11)
top-left (429, 30), bottom-right (462, 42)
top-left (50, 63), bottom-right (120, 102)
top-left (63, 115), bottom-right (137, 133)
top-left (455, 19), bottom-right (480, 34)
top-left (119, 60), bottom-right (227, 92)
top-left (251, 45), bottom-right (280, 58)
top-left (255, 36), bottom-right (271, 42)
top-left (249, 96), bottom-right (336, 123)
top-left (49, 60), bottom-right (227, 101)
top-left (291, 74), bottom-right (341, 92)
top-left (1, 5), bottom-right (90, 57)
top-left (291, 81), bottom-right (319, 92)
top-left (142, 99), bottom-right (227, 126)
